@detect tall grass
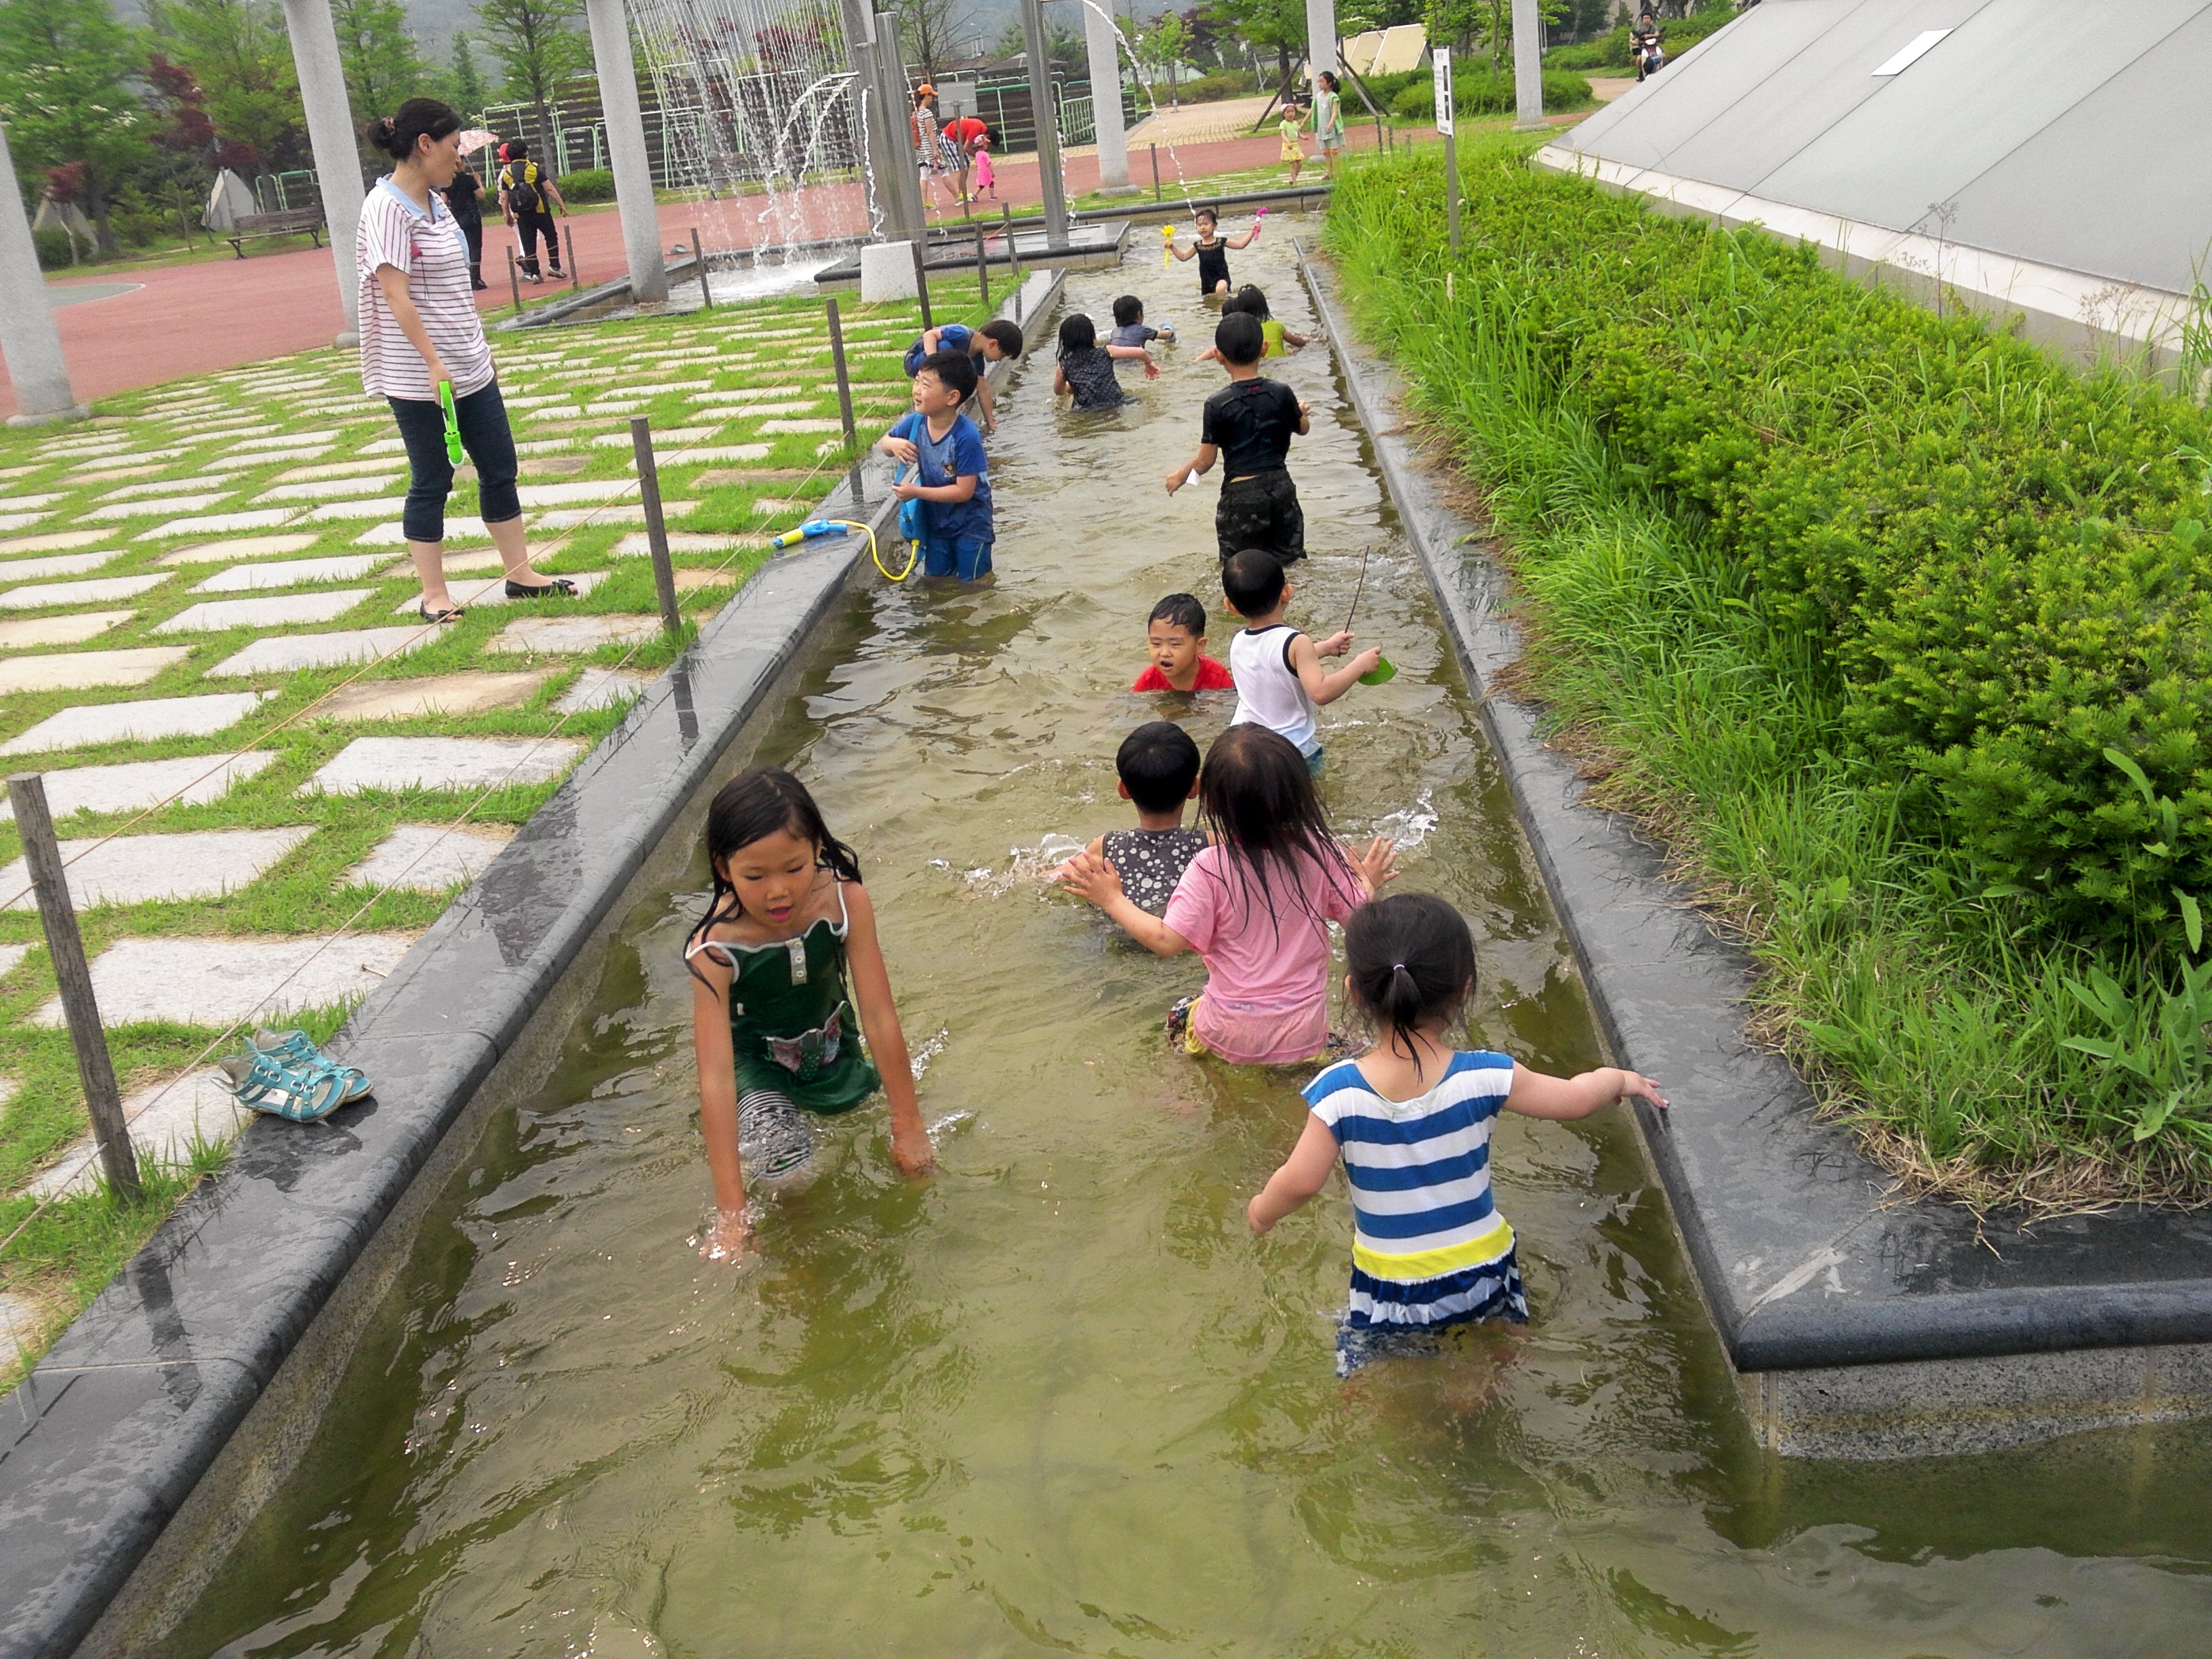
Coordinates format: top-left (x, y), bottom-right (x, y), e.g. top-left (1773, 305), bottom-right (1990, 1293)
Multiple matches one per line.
top-left (1328, 144), bottom-right (2212, 1208)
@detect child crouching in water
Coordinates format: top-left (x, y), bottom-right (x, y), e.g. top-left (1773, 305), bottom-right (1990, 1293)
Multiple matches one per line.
top-left (1248, 892), bottom-right (1667, 1374)
top-left (686, 766), bottom-right (934, 1261)
top-left (1060, 723), bottom-right (1395, 1065)
top-left (1055, 720), bottom-right (1207, 916)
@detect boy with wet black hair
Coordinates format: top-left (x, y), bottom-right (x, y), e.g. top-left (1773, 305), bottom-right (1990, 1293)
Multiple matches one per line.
top-left (880, 349), bottom-right (994, 581)
top-left (1221, 549), bottom-right (1380, 775)
top-left (1055, 721), bottom-right (1207, 916)
top-left (1166, 312), bottom-right (1311, 565)
top-left (901, 318), bottom-right (1025, 431)
top-left (1132, 592), bottom-right (1233, 692)
top-left (1109, 294), bottom-right (1175, 348)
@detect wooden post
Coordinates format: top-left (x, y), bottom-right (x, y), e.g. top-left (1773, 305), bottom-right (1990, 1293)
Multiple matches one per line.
top-left (1002, 202), bottom-right (1020, 282)
top-left (7, 773), bottom-right (138, 1203)
top-left (508, 243), bottom-right (522, 314)
top-left (910, 239), bottom-right (933, 331)
top-left (628, 418), bottom-right (682, 638)
top-left (825, 297), bottom-right (859, 451)
top-left (1150, 142), bottom-right (1161, 202)
top-left (974, 224), bottom-right (990, 309)
top-left (691, 226), bottom-right (711, 310)
top-left (565, 224), bottom-right (579, 291)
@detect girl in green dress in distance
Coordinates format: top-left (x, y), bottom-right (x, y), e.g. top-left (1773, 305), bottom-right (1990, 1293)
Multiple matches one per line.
top-left (685, 766), bottom-right (935, 1262)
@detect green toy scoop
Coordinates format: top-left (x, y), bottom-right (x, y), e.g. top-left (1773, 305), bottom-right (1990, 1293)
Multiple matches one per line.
top-left (438, 380), bottom-right (464, 466)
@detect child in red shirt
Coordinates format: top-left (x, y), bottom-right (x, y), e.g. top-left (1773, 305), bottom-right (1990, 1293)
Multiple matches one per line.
top-left (1132, 592), bottom-right (1235, 693)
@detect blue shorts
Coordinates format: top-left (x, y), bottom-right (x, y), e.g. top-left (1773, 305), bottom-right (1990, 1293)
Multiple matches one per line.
top-left (1304, 744), bottom-right (1324, 778)
top-left (921, 534), bottom-right (994, 581)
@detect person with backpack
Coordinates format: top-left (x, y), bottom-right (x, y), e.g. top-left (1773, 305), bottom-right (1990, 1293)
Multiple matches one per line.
top-left (498, 140), bottom-right (567, 283)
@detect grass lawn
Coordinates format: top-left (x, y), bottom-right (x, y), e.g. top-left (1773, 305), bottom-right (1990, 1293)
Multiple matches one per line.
top-left (0, 273), bottom-right (995, 1384)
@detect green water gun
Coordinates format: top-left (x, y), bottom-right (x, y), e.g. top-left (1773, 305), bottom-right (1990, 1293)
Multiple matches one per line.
top-left (438, 380), bottom-right (463, 466)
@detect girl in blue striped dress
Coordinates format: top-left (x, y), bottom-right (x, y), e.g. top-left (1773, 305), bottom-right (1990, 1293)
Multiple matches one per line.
top-left (1246, 893), bottom-right (1668, 1374)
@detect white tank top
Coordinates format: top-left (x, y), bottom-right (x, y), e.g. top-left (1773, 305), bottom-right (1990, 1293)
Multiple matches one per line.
top-left (1228, 624), bottom-right (1319, 756)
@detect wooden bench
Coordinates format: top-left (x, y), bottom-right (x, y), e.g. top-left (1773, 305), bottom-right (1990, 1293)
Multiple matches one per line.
top-left (223, 207), bottom-right (325, 259)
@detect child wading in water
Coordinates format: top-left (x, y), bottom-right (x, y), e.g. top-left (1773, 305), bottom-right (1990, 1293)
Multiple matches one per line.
top-left (1248, 893), bottom-right (1667, 1374)
top-left (1169, 205), bottom-right (1259, 298)
top-left (1061, 724), bottom-right (1396, 1065)
top-left (685, 767), bottom-right (934, 1261)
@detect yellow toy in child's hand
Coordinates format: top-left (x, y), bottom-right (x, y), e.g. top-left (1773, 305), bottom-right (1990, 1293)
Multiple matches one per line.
top-left (1162, 223), bottom-right (1175, 266)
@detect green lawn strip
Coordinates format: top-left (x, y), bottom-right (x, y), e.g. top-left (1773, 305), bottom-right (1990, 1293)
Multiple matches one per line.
top-left (1327, 143), bottom-right (2212, 1208)
top-left (0, 281), bottom-right (991, 1358)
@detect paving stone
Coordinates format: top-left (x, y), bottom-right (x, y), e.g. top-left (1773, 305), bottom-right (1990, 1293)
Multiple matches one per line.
top-left (0, 551), bottom-right (123, 580)
top-left (379, 548), bottom-right (505, 577)
top-left (73, 465), bottom-right (171, 484)
top-left (501, 393), bottom-right (574, 409)
top-left (0, 530), bottom-right (104, 553)
top-left (590, 426), bottom-right (720, 449)
top-left (486, 613), bottom-right (663, 656)
top-left (389, 571), bottom-right (607, 612)
top-left (156, 533), bottom-right (323, 566)
top-left (0, 942), bottom-right (33, 977)
top-left (0, 610), bottom-right (134, 649)
top-left (554, 665), bottom-right (653, 712)
top-left (354, 516), bottom-right (492, 546)
top-left (300, 733), bottom-right (585, 795)
top-left (514, 481), bottom-right (639, 507)
top-left (0, 493), bottom-right (66, 512)
top-left (532, 501), bottom-right (697, 529)
top-left (83, 493), bottom-right (230, 521)
top-left (657, 445), bottom-right (771, 464)
top-left (317, 669), bottom-right (550, 721)
top-left (344, 822), bottom-right (516, 892)
top-left (155, 588), bottom-right (371, 634)
top-left (30, 933), bottom-right (416, 1029)
top-left (191, 554), bottom-right (388, 592)
top-left (1, 689), bottom-right (271, 754)
top-left (518, 455), bottom-right (588, 477)
top-left (0, 513), bottom-right (52, 533)
top-left (22, 1071), bottom-right (253, 1200)
top-left (138, 508), bottom-right (300, 540)
top-left (691, 386), bottom-right (806, 402)
top-left (0, 465), bottom-right (43, 479)
top-left (755, 419), bottom-right (844, 434)
top-left (256, 475), bottom-right (400, 502)
top-left (0, 573), bottom-right (169, 611)
top-left (225, 428), bottom-right (341, 452)
top-left (693, 399), bottom-right (815, 417)
top-left (0, 825), bottom-right (315, 912)
top-left (0, 751), bottom-right (277, 821)
top-left (0, 647), bottom-right (190, 698)
top-left (0, 1289), bottom-right (40, 1349)
top-left (274, 458), bottom-right (401, 482)
top-left (306, 497), bottom-right (412, 522)
top-left (100, 474), bottom-right (244, 501)
top-left (613, 530), bottom-right (765, 555)
top-left (208, 624), bottom-right (441, 676)
top-left (690, 468), bottom-right (815, 487)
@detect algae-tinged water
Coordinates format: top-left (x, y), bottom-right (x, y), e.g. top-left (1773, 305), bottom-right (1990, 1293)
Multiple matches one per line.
top-left (177, 227), bottom-right (2212, 1658)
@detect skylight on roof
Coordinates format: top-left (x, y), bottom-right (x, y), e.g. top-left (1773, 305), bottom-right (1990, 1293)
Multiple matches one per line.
top-left (1872, 28), bottom-right (1952, 76)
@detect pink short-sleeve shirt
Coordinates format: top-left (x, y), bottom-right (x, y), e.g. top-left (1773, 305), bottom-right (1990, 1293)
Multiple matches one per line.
top-left (356, 178), bottom-right (495, 403)
top-left (1162, 845), bottom-right (1363, 1065)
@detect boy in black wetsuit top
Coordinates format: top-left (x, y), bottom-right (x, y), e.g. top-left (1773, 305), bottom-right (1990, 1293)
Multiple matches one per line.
top-left (1165, 311), bottom-right (1310, 565)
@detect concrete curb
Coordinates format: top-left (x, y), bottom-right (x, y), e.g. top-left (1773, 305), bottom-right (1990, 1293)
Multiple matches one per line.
top-left (0, 267), bottom-right (1065, 1659)
top-left (1296, 249), bottom-right (2212, 1450)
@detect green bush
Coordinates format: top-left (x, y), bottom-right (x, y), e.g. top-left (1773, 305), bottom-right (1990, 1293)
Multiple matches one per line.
top-left (1328, 151), bottom-right (2212, 952)
top-left (1545, 5), bottom-right (1742, 70)
top-left (560, 167), bottom-right (614, 203)
top-left (1387, 65), bottom-right (1593, 119)
top-left (32, 228), bottom-right (75, 270)
top-left (1172, 70), bottom-right (1258, 103)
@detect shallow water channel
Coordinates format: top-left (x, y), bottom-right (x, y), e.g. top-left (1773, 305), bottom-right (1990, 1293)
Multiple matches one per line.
top-left (176, 227), bottom-right (2212, 1658)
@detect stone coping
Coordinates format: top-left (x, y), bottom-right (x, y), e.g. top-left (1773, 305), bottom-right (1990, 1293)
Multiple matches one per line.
top-left (0, 268), bottom-right (1063, 1659)
top-left (1294, 253), bottom-right (2212, 1374)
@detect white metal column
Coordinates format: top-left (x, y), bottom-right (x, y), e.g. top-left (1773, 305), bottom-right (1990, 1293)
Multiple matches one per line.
top-left (583, 0), bottom-right (669, 303)
top-left (279, 0), bottom-right (365, 345)
top-left (1512, 0), bottom-right (1546, 129)
top-left (1081, 0), bottom-right (1132, 193)
top-left (1305, 0), bottom-right (1337, 83)
top-left (0, 118), bottom-right (85, 425)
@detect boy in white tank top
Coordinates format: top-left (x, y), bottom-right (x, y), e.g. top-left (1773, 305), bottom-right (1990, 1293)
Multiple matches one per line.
top-left (1221, 550), bottom-right (1382, 775)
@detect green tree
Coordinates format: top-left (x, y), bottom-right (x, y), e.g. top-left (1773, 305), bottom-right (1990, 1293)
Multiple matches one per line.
top-left (446, 29), bottom-right (487, 115)
top-left (1197, 0), bottom-right (1301, 97)
top-left (1134, 9), bottom-right (1187, 107)
top-left (0, 0), bottom-right (152, 253)
top-left (994, 17), bottom-right (1084, 79)
top-left (475, 0), bottom-right (588, 164)
top-left (147, 0), bottom-right (304, 170)
top-left (331, 0), bottom-right (428, 136)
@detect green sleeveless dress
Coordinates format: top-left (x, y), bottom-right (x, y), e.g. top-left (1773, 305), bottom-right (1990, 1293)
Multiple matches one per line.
top-left (691, 891), bottom-right (882, 1115)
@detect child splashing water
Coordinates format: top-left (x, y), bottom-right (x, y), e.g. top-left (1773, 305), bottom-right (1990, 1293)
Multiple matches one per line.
top-left (685, 767), bottom-right (935, 1261)
top-left (1248, 892), bottom-right (1667, 1374)
top-left (1061, 724), bottom-right (1397, 1066)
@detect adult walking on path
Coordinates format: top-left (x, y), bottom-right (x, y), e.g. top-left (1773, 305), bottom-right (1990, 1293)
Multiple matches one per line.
top-left (359, 98), bottom-right (575, 621)
top-left (441, 156), bottom-right (489, 291)
top-left (498, 141), bottom-right (567, 282)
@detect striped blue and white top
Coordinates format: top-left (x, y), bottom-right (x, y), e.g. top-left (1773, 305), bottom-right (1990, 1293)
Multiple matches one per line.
top-left (1305, 1050), bottom-right (1519, 1319)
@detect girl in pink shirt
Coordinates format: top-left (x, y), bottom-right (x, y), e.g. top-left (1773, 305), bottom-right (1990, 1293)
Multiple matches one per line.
top-left (1061, 724), bottom-right (1397, 1065)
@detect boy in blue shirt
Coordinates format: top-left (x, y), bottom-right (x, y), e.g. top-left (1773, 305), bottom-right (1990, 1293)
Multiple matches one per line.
top-left (880, 349), bottom-right (994, 580)
top-left (901, 319), bottom-right (1023, 432)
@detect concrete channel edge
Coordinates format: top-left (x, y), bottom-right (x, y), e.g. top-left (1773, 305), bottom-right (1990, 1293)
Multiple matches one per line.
top-left (1296, 247), bottom-right (2212, 1460)
top-left (0, 268), bottom-right (1066, 1659)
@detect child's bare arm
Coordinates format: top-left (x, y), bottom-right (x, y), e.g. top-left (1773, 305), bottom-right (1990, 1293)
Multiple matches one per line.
top-left (878, 430), bottom-right (919, 464)
top-left (1229, 228), bottom-right (1258, 248)
top-left (1059, 851), bottom-right (1191, 956)
top-left (895, 470), bottom-right (977, 504)
top-left (1294, 396), bottom-right (1312, 434)
top-left (1052, 363), bottom-right (1070, 396)
top-left (842, 881), bottom-right (935, 1174)
top-left (1247, 1113), bottom-right (1338, 1233)
top-left (1289, 630), bottom-right (1381, 705)
top-left (1282, 327), bottom-right (1311, 348)
top-left (692, 957), bottom-right (748, 1258)
top-left (1171, 241), bottom-right (1195, 261)
top-left (1506, 1062), bottom-right (1669, 1122)
top-left (1166, 441), bottom-right (1218, 495)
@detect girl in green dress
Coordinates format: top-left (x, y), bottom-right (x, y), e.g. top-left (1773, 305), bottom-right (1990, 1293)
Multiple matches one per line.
top-left (685, 766), bottom-right (934, 1261)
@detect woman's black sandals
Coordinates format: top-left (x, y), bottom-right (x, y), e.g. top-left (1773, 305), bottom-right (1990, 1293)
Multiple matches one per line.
top-left (504, 577), bottom-right (578, 599)
top-left (419, 604), bottom-right (464, 623)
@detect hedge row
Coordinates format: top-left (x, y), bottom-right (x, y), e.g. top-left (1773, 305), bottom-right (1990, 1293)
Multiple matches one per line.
top-left (1332, 152), bottom-right (2212, 949)
top-left (1545, 3), bottom-right (1738, 71)
top-left (1362, 62), bottom-right (1595, 119)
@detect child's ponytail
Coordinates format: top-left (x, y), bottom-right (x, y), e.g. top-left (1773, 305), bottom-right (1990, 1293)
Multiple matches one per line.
top-left (1344, 893), bottom-right (1477, 1059)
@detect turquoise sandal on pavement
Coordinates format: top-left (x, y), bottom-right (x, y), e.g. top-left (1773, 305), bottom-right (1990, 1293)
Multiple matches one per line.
top-left (251, 1028), bottom-right (373, 1102)
top-left (216, 1050), bottom-right (354, 1122)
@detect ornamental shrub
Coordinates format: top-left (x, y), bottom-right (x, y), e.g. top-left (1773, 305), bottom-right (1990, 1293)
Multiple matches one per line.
top-left (1387, 65), bottom-right (1593, 119)
top-left (1329, 152), bottom-right (2212, 949)
top-left (560, 167), bottom-right (615, 203)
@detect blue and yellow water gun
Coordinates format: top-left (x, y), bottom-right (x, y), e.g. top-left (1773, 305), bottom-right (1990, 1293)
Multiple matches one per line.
top-left (771, 501), bottom-right (916, 581)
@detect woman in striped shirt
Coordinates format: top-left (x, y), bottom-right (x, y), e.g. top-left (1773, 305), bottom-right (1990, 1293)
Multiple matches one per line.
top-left (359, 99), bottom-right (574, 622)
top-left (1247, 893), bottom-right (1668, 1375)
